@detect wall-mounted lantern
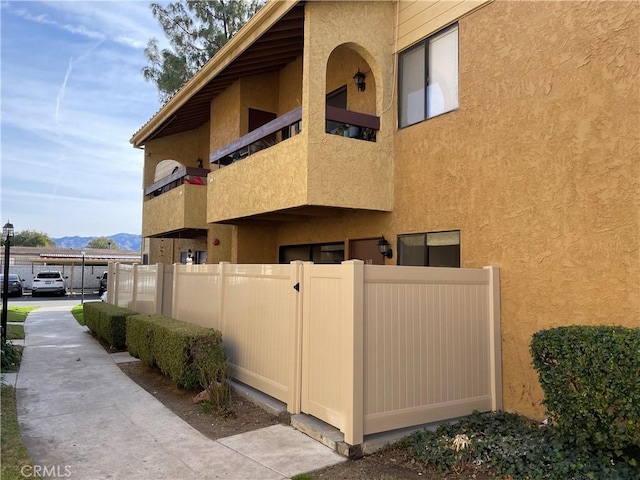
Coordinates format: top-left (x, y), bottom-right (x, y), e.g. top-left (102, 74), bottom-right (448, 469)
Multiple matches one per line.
top-left (353, 70), bottom-right (366, 92)
top-left (377, 235), bottom-right (393, 259)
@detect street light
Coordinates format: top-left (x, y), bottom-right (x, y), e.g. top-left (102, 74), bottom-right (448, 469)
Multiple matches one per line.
top-left (81, 250), bottom-right (86, 305)
top-left (2, 221), bottom-right (15, 341)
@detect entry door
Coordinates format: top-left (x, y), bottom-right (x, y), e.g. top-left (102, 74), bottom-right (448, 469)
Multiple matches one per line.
top-left (349, 238), bottom-right (384, 265)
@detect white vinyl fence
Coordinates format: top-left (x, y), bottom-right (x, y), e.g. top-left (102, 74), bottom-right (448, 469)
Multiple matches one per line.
top-left (109, 260), bottom-right (501, 445)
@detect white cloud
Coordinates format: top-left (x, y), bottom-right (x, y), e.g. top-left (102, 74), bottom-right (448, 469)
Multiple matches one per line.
top-left (1, 0), bottom-right (165, 237)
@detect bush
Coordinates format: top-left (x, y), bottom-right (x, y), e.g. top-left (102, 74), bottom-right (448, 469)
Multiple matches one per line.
top-left (1, 338), bottom-right (21, 371)
top-left (126, 314), bottom-right (226, 391)
top-left (530, 326), bottom-right (640, 463)
top-left (83, 303), bottom-right (135, 350)
top-left (406, 411), bottom-right (639, 479)
top-left (192, 335), bottom-right (230, 409)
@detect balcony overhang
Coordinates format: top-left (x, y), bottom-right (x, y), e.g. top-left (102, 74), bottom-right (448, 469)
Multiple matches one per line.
top-left (145, 228), bottom-right (209, 240)
top-left (131, 1), bottom-right (304, 148)
top-left (214, 205), bottom-right (345, 225)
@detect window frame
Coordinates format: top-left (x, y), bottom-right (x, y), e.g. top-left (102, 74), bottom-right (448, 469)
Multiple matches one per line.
top-left (398, 23), bottom-right (459, 129)
top-left (397, 230), bottom-right (461, 268)
top-left (279, 241), bottom-right (345, 264)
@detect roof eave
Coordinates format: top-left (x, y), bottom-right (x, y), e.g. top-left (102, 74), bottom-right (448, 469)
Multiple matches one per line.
top-left (130, 0), bottom-right (301, 148)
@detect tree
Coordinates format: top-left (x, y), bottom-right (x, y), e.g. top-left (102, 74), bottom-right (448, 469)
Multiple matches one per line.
top-left (87, 237), bottom-right (119, 250)
top-left (143, 0), bottom-right (264, 102)
top-left (3, 230), bottom-right (55, 247)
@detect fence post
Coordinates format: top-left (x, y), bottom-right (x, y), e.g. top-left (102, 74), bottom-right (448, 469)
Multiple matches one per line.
top-left (111, 263), bottom-right (119, 306)
top-left (288, 261), bottom-right (304, 414)
top-left (343, 259), bottom-right (364, 446)
top-left (484, 265), bottom-right (503, 411)
top-left (154, 263), bottom-right (164, 315)
top-left (131, 264), bottom-right (139, 311)
top-left (217, 262), bottom-right (229, 332)
top-left (171, 263), bottom-right (179, 320)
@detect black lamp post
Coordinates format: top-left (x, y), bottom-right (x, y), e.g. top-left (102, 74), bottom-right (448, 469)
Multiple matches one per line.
top-left (2, 221), bottom-right (15, 341)
top-left (81, 250), bottom-right (86, 305)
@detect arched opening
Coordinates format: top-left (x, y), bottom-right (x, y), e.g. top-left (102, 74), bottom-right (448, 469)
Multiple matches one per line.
top-left (325, 45), bottom-right (379, 142)
top-left (154, 159), bottom-right (185, 182)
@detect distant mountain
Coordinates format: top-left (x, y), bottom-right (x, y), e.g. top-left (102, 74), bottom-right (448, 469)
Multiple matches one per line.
top-left (52, 233), bottom-right (141, 251)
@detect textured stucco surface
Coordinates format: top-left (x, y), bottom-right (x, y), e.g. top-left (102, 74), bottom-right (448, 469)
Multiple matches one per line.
top-left (210, 81), bottom-right (241, 154)
top-left (143, 123), bottom-right (210, 188)
top-left (207, 133), bottom-right (309, 222)
top-left (304, 1), bottom-right (395, 212)
top-left (225, 0), bottom-right (640, 418)
top-left (142, 185), bottom-right (207, 238)
top-left (139, 0), bottom-right (639, 418)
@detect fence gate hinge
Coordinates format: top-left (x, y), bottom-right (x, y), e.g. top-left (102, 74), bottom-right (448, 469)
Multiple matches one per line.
top-left (293, 282), bottom-right (300, 292)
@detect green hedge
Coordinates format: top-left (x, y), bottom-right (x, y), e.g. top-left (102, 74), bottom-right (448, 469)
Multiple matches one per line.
top-left (126, 314), bottom-right (226, 390)
top-left (83, 302), bottom-right (135, 350)
top-left (530, 325), bottom-right (640, 461)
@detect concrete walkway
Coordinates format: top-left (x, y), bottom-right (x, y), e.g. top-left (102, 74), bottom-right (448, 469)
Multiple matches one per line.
top-left (14, 306), bottom-right (344, 480)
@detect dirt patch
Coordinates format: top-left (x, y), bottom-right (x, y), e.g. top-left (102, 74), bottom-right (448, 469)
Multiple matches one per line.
top-left (118, 361), bottom-right (278, 440)
top-left (118, 360), bottom-right (494, 479)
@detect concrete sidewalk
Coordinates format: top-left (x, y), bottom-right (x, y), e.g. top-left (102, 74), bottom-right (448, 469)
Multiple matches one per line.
top-left (15, 306), bottom-right (344, 480)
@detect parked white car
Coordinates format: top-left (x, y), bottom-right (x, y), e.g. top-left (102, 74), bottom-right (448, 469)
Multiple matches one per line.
top-left (32, 271), bottom-right (67, 297)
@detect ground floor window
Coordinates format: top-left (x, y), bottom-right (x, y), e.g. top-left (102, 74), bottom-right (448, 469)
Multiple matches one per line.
top-left (397, 230), bottom-right (460, 267)
top-left (279, 242), bottom-right (345, 264)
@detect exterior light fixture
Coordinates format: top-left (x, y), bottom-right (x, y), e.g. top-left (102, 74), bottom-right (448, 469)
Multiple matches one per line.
top-left (377, 235), bottom-right (393, 259)
top-left (353, 70), bottom-right (366, 92)
top-left (2, 221), bottom-right (15, 340)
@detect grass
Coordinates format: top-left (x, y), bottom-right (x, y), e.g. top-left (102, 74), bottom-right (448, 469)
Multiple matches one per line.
top-left (1, 386), bottom-right (39, 480)
top-left (0, 307), bottom-right (38, 323)
top-left (7, 325), bottom-right (24, 340)
top-left (71, 305), bottom-right (85, 326)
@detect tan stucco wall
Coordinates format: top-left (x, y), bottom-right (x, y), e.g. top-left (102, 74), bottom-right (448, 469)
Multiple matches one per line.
top-left (138, 0), bottom-right (638, 419)
top-left (241, 71), bottom-right (280, 133)
top-left (233, 224), bottom-right (279, 264)
top-left (230, 0), bottom-right (640, 418)
top-left (143, 123), bottom-right (210, 188)
top-left (146, 224), bottom-right (232, 265)
top-left (142, 184), bottom-right (207, 237)
top-left (207, 133), bottom-right (309, 222)
top-left (326, 45), bottom-right (376, 116)
top-left (279, 55), bottom-right (303, 114)
top-left (303, 1), bottom-right (395, 211)
top-left (396, 0), bottom-right (490, 52)
top-left (210, 81), bottom-right (241, 154)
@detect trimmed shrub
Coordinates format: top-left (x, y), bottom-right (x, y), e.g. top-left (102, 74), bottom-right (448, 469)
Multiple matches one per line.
top-left (126, 314), bottom-right (225, 390)
top-left (192, 335), bottom-right (231, 409)
top-left (530, 325), bottom-right (640, 462)
top-left (83, 302), bottom-right (135, 350)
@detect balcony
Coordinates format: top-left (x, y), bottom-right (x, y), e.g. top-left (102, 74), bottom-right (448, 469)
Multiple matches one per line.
top-left (207, 106), bottom-right (392, 224)
top-left (143, 167), bottom-right (209, 238)
top-left (144, 167), bottom-right (210, 199)
top-left (211, 107), bottom-right (302, 166)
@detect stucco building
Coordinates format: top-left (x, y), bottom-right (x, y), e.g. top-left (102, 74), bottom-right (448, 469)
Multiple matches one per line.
top-left (131, 0), bottom-right (639, 419)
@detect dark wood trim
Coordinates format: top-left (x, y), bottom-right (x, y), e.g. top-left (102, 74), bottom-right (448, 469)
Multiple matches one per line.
top-left (144, 167), bottom-right (210, 196)
top-left (325, 106), bottom-right (380, 130)
top-left (210, 106), bottom-right (302, 164)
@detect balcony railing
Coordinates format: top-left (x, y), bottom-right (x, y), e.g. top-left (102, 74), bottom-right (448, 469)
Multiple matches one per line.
top-left (144, 167), bottom-right (210, 199)
top-left (325, 106), bottom-right (379, 142)
top-left (210, 106), bottom-right (302, 166)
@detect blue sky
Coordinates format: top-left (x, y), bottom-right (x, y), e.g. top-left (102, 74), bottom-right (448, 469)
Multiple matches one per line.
top-left (1, 0), bottom-right (168, 237)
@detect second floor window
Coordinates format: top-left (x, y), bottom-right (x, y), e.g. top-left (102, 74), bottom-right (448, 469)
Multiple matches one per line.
top-left (399, 23), bottom-right (459, 128)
